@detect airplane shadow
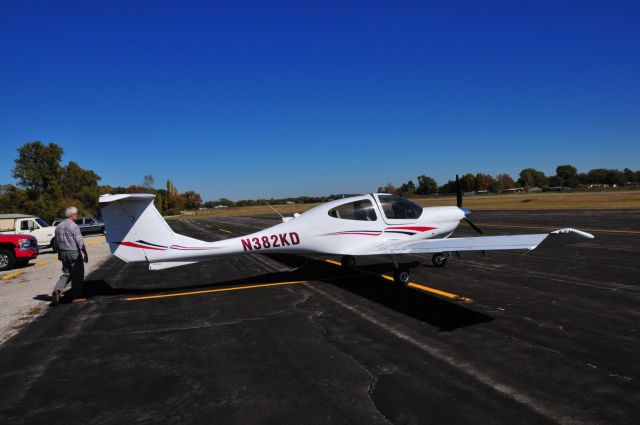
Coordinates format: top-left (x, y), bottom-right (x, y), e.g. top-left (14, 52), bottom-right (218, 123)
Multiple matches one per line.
top-left (50, 254), bottom-right (494, 331)
top-left (268, 254), bottom-right (494, 332)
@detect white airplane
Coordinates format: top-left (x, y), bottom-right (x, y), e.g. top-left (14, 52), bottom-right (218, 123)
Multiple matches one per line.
top-left (99, 177), bottom-right (594, 285)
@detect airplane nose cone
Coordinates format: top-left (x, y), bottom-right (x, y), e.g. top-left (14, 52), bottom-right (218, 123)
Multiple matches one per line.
top-left (460, 208), bottom-right (471, 216)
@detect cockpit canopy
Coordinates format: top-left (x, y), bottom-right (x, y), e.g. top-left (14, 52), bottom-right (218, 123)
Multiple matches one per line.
top-left (326, 195), bottom-right (423, 221)
top-left (376, 194), bottom-right (423, 220)
top-left (328, 199), bottom-right (377, 221)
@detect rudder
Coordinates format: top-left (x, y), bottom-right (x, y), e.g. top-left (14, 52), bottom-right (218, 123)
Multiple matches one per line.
top-left (99, 193), bottom-right (176, 263)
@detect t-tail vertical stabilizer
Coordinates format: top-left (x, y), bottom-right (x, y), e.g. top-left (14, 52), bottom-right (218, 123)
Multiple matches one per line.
top-left (99, 193), bottom-right (206, 264)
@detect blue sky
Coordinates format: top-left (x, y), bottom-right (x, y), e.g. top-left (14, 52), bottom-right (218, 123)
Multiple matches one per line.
top-left (1, 1), bottom-right (639, 200)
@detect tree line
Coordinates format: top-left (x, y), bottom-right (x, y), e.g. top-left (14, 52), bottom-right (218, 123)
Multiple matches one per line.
top-left (0, 141), bottom-right (205, 221)
top-left (378, 165), bottom-right (640, 196)
top-left (2, 142), bottom-right (639, 220)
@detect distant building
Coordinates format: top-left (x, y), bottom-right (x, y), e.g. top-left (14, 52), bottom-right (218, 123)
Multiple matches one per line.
top-left (501, 187), bottom-right (524, 193)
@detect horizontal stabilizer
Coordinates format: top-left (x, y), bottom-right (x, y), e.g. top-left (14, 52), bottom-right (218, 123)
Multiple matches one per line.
top-left (148, 261), bottom-right (201, 270)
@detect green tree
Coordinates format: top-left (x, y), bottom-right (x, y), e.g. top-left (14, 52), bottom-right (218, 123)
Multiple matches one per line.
top-left (11, 141), bottom-right (66, 220)
top-left (416, 175), bottom-right (438, 195)
top-left (490, 173), bottom-right (515, 192)
top-left (216, 198), bottom-right (235, 207)
top-left (165, 180), bottom-right (185, 214)
top-left (587, 168), bottom-right (625, 186)
top-left (460, 173), bottom-right (476, 192)
top-left (576, 173), bottom-right (589, 185)
top-left (555, 164), bottom-right (578, 187)
top-left (623, 168), bottom-right (636, 183)
top-left (474, 173), bottom-right (494, 191)
top-left (60, 161), bottom-right (102, 214)
top-left (438, 179), bottom-right (457, 194)
top-left (399, 180), bottom-right (416, 195)
top-left (377, 183), bottom-right (399, 194)
top-left (549, 175), bottom-right (562, 187)
top-left (182, 191), bottom-right (203, 210)
top-left (0, 185), bottom-right (29, 214)
top-left (518, 168), bottom-right (548, 189)
top-left (12, 141), bottom-right (64, 194)
top-left (143, 174), bottom-right (155, 191)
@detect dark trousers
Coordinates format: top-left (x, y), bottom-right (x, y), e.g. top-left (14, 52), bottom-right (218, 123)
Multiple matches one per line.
top-left (54, 250), bottom-right (84, 298)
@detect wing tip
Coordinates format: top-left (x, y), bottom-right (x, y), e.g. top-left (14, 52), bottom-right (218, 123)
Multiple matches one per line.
top-left (552, 228), bottom-right (595, 240)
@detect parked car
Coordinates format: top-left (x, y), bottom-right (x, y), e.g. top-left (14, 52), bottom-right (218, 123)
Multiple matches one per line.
top-left (0, 234), bottom-right (39, 271)
top-left (0, 214), bottom-right (56, 250)
top-left (53, 216), bottom-right (105, 235)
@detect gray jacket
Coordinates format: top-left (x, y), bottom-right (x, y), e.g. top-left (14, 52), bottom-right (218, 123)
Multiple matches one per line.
top-left (55, 219), bottom-right (84, 251)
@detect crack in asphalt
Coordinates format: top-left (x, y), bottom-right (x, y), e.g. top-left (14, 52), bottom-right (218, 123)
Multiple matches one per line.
top-left (304, 283), bottom-right (604, 425)
top-left (289, 285), bottom-right (394, 425)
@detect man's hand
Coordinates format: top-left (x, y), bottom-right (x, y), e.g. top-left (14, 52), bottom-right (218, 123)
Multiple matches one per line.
top-left (81, 245), bottom-right (89, 263)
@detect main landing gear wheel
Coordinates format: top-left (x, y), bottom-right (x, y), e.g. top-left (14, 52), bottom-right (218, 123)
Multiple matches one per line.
top-left (432, 253), bottom-right (447, 267)
top-left (340, 255), bottom-right (356, 270)
top-left (393, 268), bottom-right (411, 285)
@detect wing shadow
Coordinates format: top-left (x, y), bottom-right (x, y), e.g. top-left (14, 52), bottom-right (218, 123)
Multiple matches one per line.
top-left (53, 254), bottom-right (493, 331)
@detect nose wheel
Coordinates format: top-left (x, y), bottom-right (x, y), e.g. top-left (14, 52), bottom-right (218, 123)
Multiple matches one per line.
top-left (389, 255), bottom-right (411, 284)
top-left (393, 268), bottom-right (411, 285)
top-left (340, 255), bottom-right (356, 270)
top-left (432, 253), bottom-right (447, 267)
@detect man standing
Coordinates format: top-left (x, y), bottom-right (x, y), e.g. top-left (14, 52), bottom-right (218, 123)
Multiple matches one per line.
top-left (51, 206), bottom-right (88, 305)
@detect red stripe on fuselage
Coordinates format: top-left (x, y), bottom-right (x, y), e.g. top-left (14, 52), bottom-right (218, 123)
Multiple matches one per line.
top-left (385, 226), bottom-right (437, 232)
top-left (119, 241), bottom-right (166, 251)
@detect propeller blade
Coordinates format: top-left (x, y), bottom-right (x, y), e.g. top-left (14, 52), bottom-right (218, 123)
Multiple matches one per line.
top-left (456, 174), bottom-right (462, 208)
top-left (464, 217), bottom-right (484, 234)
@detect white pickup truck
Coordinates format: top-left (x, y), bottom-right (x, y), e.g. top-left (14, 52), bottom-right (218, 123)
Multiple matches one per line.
top-left (0, 214), bottom-right (57, 250)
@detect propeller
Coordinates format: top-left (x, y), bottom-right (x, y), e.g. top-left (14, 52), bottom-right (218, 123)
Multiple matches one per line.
top-left (455, 174), bottom-right (483, 235)
top-left (464, 217), bottom-right (483, 234)
top-left (455, 174), bottom-right (463, 208)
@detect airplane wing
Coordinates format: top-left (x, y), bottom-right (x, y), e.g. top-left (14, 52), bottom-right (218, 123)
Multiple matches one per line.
top-left (353, 228), bottom-right (594, 255)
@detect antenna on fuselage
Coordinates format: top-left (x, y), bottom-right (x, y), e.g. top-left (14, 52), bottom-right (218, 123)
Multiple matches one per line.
top-left (265, 202), bottom-right (284, 219)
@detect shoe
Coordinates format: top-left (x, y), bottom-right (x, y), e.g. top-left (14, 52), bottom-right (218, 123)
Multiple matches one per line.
top-left (72, 298), bottom-right (87, 304)
top-left (51, 290), bottom-right (60, 306)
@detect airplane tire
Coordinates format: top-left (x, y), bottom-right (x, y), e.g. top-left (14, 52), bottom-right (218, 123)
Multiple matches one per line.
top-left (432, 253), bottom-right (447, 267)
top-left (394, 269), bottom-right (410, 285)
top-left (341, 255), bottom-right (356, 270)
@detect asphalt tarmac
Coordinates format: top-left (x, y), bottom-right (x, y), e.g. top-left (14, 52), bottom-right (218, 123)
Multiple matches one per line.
top-left (1, 209), bottom-right (639, 425)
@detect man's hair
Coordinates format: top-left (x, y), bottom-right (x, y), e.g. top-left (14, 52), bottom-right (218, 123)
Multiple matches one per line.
top-left (65, 206), bottom-right (78, 218)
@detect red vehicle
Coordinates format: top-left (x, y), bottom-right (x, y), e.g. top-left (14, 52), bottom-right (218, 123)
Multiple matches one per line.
top-left (0, 234), bottom-right (39, 271)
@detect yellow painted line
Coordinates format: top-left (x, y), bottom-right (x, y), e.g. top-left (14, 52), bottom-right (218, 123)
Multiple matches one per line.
top-left (475, 223), bottom-right (640, 235)
top-left (2, 270), bottom-right (25, 280)
top-left (407, 282), bottom-right (473, 303)
top-left (218, 228), bottom-right (232, 234)
top-left (125, 280), bottom-right (309, 301)
top-left (86, 236), bottom-right (105, 247)
top-left (34, 260), bottom-right (51, 267)
top-left (324, 259), bottom-right (472, 303)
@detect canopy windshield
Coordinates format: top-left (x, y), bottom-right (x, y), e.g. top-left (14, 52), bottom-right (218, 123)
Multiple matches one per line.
top-left (328, 199), bottom-right (378, 221)
top-left (377, 195), bottom-right (423, 220)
